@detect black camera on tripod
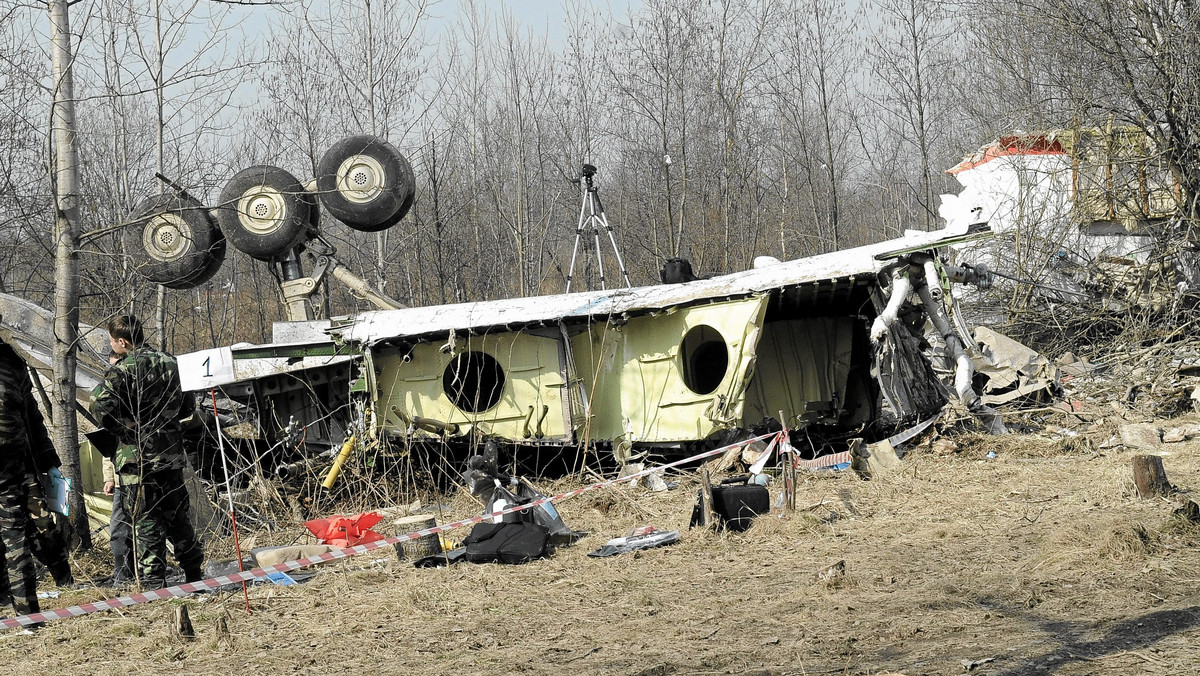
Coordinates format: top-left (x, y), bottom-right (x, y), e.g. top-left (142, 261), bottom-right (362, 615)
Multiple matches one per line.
top-left (580, 163), bottom-right (597, 178)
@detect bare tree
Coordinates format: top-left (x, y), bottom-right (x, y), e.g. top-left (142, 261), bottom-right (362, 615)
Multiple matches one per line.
top-left (48, 0), bottom-right (89, 548)
top-left (866, 0), bottom-right (958, 231)
top-left (606, 0), bottom-right (707, 260)
top-left (771, 0), bottom-right (862, 253)
top-left (703, 0), bottom-right (778, 270)
top-left (1023, 0), bottom-right (1200, 226)
top-left (291, 0), bottom-right (435, 296)
top-left (0, 11), bottom-right (54, 300)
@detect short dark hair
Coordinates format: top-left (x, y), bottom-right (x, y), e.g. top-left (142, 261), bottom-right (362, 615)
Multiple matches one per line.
top-left (107, 315), bottom-right (144, 346)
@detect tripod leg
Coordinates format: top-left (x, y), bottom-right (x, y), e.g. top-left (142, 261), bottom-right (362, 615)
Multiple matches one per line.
top-left (565, 184), bottom-right (590, 293)
top-left (588, 191), bottom-right (607, 289)
top-left (597, 210), bottom-right (632, 288)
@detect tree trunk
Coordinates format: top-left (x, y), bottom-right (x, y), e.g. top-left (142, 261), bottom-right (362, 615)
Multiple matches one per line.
top-left (155, 285), bottom-right (166, 347)
top-left (48, 0), bottom-right (90, 549)
top-left (1132, 455), bottom-right (1171, 498)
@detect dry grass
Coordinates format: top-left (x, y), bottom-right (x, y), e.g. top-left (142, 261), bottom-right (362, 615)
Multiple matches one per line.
top-left (5, 428), bottom-right (1200, 675)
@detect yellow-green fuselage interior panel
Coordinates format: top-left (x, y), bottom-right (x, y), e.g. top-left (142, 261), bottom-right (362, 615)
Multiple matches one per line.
top-left (372, 332), bottom-right (567, 441)
top-left (742, 317), bottom-right (854, 427)
top-left (570, 295), bottom-right (769, 442)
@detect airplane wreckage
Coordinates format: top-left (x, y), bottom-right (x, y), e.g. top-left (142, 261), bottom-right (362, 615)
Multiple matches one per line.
top-left (2, 135), bottom-right (1031, 529)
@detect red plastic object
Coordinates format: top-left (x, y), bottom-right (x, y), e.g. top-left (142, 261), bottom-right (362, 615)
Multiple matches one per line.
top-left (304, 512), bottom-right (385, 548)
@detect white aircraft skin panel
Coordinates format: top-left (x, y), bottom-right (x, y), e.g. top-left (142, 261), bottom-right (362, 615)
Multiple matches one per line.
top-left (335, 226), bottom-right (977, 346)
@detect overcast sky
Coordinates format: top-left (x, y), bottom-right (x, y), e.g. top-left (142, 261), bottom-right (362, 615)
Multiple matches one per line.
top-left (436, 0), bottom-right (642, 45)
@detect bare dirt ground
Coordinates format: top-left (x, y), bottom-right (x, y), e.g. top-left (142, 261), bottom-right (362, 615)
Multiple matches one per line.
top-left (4, 419), bottom-right (1200, 675)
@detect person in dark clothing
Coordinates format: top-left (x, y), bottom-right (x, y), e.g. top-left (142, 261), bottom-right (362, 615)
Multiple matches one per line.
top-left (97, 351), bottom-right (134, 587)
top-left (92, 315), bottom-right (203, 589)
top-left (0, 340), bottom-right (67, 617)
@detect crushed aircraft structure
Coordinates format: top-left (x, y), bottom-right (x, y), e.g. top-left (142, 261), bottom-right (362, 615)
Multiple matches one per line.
top-left (4, 133), bottom-right (1035, 531)
top-left (176, 222), bottom-right (1000, 482)
top-left (940, 127), bottom-right (1196, 310)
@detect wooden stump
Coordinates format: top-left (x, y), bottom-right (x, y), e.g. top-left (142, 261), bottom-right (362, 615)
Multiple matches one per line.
top-left (1132, 455), bottom-right (1172, 497)
top-left (394, 514), bottom-right (440, 560)
top-left (173, 604), bottom-right (195, 641)
top-left (854, 439), bottom-right (903, 479)
top-left (215, 612), bottom-right (231, 648)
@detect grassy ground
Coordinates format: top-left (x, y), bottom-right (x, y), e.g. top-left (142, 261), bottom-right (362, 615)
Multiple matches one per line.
top-left (4, 417), bottom-right (1200, 675)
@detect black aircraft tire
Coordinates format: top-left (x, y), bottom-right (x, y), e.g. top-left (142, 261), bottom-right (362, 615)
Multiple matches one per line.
top-left (216, 165), bottom-right (312, 260)
top-left (123, 194), bottom-right (225, 289)
top-left (172, 235), bottom-right (227, 289)
top-left (316, 135), bottom-right (415, 232)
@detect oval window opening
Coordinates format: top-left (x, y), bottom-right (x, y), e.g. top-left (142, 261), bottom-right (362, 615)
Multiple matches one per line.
top-left (443, 351), bottom-right (506, 412)
top-left (681, 325), bottom-right (728, 395)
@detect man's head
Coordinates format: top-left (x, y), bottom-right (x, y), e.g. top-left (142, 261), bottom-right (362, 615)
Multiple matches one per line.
top-left (107, 315), bottom-right (144, 356)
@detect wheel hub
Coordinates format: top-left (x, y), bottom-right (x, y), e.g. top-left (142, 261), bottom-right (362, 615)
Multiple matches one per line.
top-left (237, 186), bottom-right (287, 235)
top-left (336, 154), bottom-right (386, 204)
top-left (142, 213), bottom-right (192, 262)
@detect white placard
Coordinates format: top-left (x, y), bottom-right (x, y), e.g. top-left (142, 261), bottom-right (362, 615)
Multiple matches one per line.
top-left (47, 468), bottom-right (69, 517)
top-left (177, 346), bottom-right (236, 391)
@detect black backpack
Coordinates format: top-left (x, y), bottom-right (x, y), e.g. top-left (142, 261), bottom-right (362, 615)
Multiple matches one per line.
top-left (661, 257), bottom-right (699, 283)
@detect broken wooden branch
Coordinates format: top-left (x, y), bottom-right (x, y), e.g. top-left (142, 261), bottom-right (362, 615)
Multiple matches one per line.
top-left (698, 469), bottom-right (715, 530)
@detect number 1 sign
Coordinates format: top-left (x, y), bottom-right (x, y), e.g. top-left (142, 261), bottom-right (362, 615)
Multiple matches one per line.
top-left (177, 346), bottom-right (236, 391)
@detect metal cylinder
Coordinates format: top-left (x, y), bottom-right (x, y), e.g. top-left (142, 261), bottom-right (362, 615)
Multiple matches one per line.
top-left (320, 434), bottom-right (356, 490)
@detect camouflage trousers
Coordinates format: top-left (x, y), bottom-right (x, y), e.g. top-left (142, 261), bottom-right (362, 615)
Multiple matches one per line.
top-left (123, 468), bottom-right (204, 588)
top-left (0, 475), bottom-right (38, 616)
top-left (109, 485), bottom-right (134, 584)
top-left (0, 474), bottom-right (72, 591)
top-left (26, 476), bottom-right (70, 584)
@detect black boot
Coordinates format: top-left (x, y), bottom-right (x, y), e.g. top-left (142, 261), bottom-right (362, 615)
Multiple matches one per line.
top-left (141, 578), bottom-right (167, 591)
top-left (49, 564), bottom-right (74, 587)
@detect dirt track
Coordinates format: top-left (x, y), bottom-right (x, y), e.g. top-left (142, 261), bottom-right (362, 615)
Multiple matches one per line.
top-left (4, 424), bottom-right (1200, 675)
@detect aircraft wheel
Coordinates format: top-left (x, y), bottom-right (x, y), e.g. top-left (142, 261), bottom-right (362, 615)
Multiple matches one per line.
top-left (123, 194), bottom-right (226, 289)
top-left (216, 165), bottom-right (313, 260)
top-left (316, 135), bottom-right (415, 232)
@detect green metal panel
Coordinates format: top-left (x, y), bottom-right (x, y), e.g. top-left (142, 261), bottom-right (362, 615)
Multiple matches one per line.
top-left (571, 296), bottom-right (769, 443)
top-left (232, 342), bottom-right (356, 359)
top-left (742, 317), bottom-right (854, 427)
top-left (371, 332), bottom-right (568, 442)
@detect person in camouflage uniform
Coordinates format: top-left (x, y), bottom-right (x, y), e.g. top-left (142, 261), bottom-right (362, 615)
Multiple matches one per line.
top-left (92, 315), bottom-right (203, 588)
top-left (96, 351), bottom-right (135, 587)
top-left (0, 339), bottom-right (65, 617)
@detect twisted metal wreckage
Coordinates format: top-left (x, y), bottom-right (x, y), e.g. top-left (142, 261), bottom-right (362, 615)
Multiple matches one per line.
top-left (0, 135), bottom-right (1031, 531)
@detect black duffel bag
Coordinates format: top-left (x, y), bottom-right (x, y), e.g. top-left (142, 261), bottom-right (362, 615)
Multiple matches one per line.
top-left (709, 484), bottom-right (770, 532)
top-left (463, 522), bottom-right (550, 565)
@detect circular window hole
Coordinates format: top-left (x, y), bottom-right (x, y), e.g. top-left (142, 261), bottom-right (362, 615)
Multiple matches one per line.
top-left (443, 351), bottom-right (506, 412)
top-left (680, 325), bottom-right (728, 395)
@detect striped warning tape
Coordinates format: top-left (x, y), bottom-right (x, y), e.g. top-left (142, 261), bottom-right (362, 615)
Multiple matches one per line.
top-left (778, 439), bottom-right (852, 470)
top-left (796, 451), bottom-right (853, 470)
top-left (2, 431), bottom-right (784, 630)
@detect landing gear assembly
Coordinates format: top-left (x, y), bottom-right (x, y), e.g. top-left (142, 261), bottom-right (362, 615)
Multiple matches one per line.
top-left (123, 134), bottom-right (416, 319)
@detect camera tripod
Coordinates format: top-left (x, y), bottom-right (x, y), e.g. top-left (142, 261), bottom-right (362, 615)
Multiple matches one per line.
top-left (566, 163), bottom-right (631, 292)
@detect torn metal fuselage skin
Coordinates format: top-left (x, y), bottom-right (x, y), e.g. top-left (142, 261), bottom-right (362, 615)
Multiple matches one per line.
top-left (172, 225), bottom-right (991, 481)
top-left (0, 229), bottom-right (994, 529)
top-left (313, 224), bottom-right (994, 457)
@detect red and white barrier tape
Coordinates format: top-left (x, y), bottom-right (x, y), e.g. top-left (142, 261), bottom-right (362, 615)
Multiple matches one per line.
top-left (778, 439), bottom-right (853, 470)
top-left (2, 431), bottom-right (783, 629)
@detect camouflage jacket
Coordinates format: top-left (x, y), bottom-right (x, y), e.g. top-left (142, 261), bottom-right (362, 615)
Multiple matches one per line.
top-left (0, 343), bottom-right (60, 476)
top-left (92, 345), bottom-right (192, 475)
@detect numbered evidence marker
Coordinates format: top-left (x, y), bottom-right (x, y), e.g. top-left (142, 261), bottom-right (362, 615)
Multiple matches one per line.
top-left (177, 346), bottom-right (236, 391)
